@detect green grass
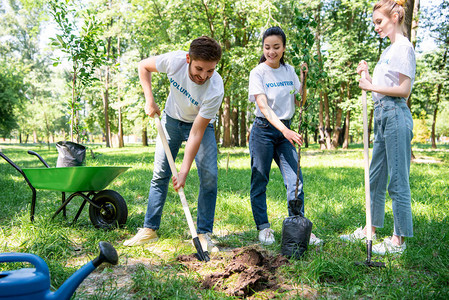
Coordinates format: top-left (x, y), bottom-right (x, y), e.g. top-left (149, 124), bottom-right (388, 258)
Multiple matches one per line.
top-left (0, 142), bottom-right (448, 299)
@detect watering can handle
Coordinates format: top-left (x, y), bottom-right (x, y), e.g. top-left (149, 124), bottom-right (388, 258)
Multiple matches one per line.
top-left (0, 252), bottom-right (49, 275)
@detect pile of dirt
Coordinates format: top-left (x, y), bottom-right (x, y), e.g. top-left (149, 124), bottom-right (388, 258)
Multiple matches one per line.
top-left (177, 246), bottom-right (291, 298)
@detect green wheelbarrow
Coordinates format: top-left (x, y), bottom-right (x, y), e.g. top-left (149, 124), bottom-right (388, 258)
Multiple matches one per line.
top-left (0, 150), bottom-right (129, 229)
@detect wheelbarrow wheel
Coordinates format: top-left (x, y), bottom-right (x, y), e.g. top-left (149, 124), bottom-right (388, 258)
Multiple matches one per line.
top-left (89, 190), bottom-right (128, 229)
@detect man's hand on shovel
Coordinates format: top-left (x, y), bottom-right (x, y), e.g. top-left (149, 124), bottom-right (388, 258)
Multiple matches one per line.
top-left (172, 171), bottom-right (187, 192)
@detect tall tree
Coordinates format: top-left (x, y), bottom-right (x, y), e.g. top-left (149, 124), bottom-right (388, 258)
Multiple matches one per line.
top-left (49, 0), bottom-right (106, 142)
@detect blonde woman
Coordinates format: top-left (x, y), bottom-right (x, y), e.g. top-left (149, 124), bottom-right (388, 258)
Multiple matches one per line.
top-left (340, 0), bottom-right (415, 255)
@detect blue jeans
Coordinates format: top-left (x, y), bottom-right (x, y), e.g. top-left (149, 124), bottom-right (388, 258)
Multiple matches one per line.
top-left (249, 117), bottom-right (304, 231)
top-left (144, 113), bottom-right (218, 234)
top-left (370, 96), bottom-right (413, 237)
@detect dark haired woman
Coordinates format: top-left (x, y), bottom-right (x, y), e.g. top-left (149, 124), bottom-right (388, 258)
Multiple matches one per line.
top-left (340, 0), bottom-right (415, 255)
top-left (248, 26), bottom-right (321, 246)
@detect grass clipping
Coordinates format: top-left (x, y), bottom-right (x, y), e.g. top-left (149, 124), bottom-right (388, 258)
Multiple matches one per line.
top-left (177, 245), bottom-right (295, 298)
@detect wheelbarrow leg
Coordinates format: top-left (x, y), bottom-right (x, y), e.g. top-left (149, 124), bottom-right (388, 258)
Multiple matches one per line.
top-left (73, 192), bottom-right (95, 224)
top-left (30, 187), bottom-right (36, 222)
top-left (1, 152), bottom-right (38, 223)
top-left (53, 192), bottom-right (98, 223)
top-left (52, 192), bottom-right (83, 220)
top-left (62, 192), bottom-right (67, 218)
top-left (73, 199), bottom-right (88, 224)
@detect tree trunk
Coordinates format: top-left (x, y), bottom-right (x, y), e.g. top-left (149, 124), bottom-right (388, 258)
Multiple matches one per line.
top-left (342, 110), bottom-right (350, 149)
top-left (318, 95), bottom-right (326, 149)
top-left (342, 84), bottom-right (351, 149)
top-left (103, 36), bottom-right (112, 148)
top-left (71, 65), bottom-right (77, 142)
top-left (323, 91), bottom-right (332, 149)
top-left (304, 127), bottom-right (309, 148)
top-left (118, 106), bottom-right (124, 148)
top-left (215, 105), bottom-right (223, 143)
top-left (368, 108), bottom-right (374, 145)
top-left (315, 1), bottom-right (328, 150)
top-left (331, 83), bottom-right (345, 149)
top-left (239, 109), bottom-right (247, 147)
top-left (231, 106), bottom-right (239, 146)
top-left (411, 0), bottom-right (420, 48)
top-left (404, 0), bottom-right (415, 41)
top-left (222, 96), bottom-right (231, 147)
top-left (117, 37), bottom-right (124, 148)
top-left (142, 123), bottom-right (148, 147)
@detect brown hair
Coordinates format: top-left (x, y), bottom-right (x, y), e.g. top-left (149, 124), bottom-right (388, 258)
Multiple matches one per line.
top-left (189, 36), bottom-right (222, 62)
top-left (373, 0), bottom-right (407, 25)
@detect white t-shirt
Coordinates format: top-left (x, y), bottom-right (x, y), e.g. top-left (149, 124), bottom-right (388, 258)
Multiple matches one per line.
top-left (372, 36), bottom-right (416, 102)
top-left (248, 63), bottom-right (301, 120)
top-left (155, 51), bottom-right (224, 123)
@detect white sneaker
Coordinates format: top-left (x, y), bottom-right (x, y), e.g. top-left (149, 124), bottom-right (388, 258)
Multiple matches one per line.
top-left (123, 228), bottom-right (158, 246)
top-left (309, 233), bottom-right (323, 245)
top-left (339, 227), bottom-right (376, 242)
top-left (372, 237), bottom-right (406, 255)
top-left (259, 228), bottom-right (275, 245)
top-left (198, 233), bottom-right (219, 253)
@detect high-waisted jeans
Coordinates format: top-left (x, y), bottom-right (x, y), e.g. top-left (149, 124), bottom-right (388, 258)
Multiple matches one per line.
top-left (370, 96), bottom-right (413, 237)
top-left (143, 113), bottom-right (218, 234)
top-left (249, 117), bottom-right (304, 231)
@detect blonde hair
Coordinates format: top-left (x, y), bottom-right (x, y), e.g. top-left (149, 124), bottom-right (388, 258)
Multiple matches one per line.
top-left (374, 0), bottom-right (407, 25)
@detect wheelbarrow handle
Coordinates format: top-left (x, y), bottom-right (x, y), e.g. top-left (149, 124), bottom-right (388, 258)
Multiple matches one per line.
top-left (0, 152), bottom-right (25, 175)
top-left (27, 150), bottom-right (50, 168)
top-left (0, 151), bottom-right (37, 222)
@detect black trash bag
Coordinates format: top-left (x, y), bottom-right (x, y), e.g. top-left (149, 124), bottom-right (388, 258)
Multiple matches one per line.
top-left (281, 198), bottom-right (313, 259)
top-left (56, 141), bottom-right (86, 167)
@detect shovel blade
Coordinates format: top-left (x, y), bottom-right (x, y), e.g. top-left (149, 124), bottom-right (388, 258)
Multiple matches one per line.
top-left (193, 237), bottom-right (210, 262)
top-left (354, 240), bottom-right (385, 268)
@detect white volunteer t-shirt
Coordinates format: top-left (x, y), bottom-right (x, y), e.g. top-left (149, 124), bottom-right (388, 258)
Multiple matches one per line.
top-left (248, 63), bottom-right (301, 120)
top-left (155, 50), bottom-right (224, 123)
top-left (372, 36), bottom-right (416, 102)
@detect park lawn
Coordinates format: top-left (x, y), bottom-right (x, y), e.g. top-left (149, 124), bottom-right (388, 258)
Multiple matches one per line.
top-left (0, 143), bottom-right (448, 299)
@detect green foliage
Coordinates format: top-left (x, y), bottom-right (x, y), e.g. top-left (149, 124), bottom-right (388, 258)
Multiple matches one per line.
top-left (289, 8), bottom-right (322, 136)
top-left (412, 115), bottom-right (430, 144)
top-left (1, 0), bottom-right (448, 147)
top-left (412, 50), bottom-right (448, 117)
top-left (0, 66), bottom-right (26, 136)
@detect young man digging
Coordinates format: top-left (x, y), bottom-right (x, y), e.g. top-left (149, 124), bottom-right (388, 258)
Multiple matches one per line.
top-left (124, 36), bottom-right (224, 253)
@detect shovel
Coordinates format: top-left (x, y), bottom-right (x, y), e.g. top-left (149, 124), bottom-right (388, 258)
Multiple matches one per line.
top-left (295, 65), bottom-right (308, 201)
top-left (154, 114), bottom-right (210, 262)
top-left (356, 71), bottom-right (385, 268)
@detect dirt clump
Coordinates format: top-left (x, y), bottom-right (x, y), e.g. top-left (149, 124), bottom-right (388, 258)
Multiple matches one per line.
top-left (177, 246), bottom-right (290, 298)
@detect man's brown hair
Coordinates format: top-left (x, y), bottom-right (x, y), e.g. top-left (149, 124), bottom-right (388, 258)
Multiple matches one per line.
top-left (189, 36), bottom-right (222, 62)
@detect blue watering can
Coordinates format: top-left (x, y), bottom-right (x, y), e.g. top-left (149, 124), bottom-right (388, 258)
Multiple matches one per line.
top-left (0, 241), bottom-right (118, 300)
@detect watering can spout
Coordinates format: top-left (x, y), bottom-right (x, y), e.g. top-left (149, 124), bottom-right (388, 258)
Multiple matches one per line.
top-left (48, 241), bottom-right (118, 300)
